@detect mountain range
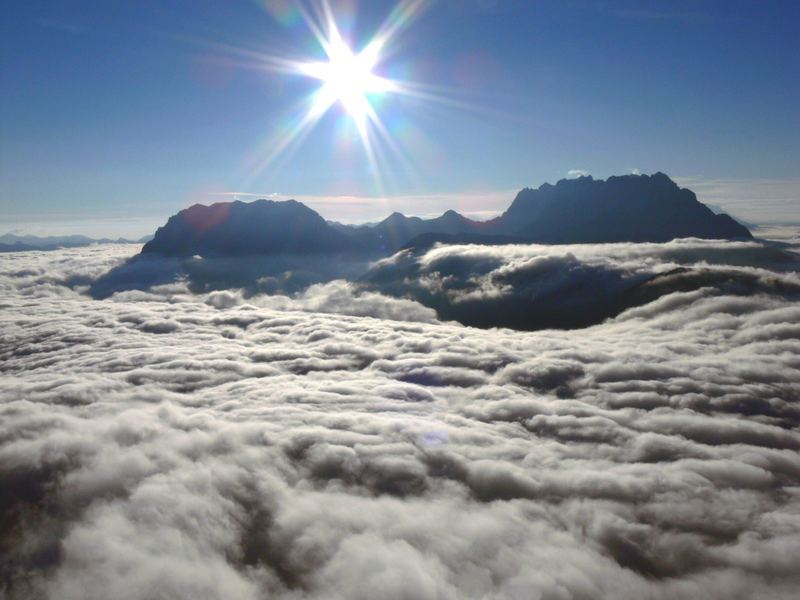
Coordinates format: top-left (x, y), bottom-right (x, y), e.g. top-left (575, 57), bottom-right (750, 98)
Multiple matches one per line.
top-left (142, 173), bottom-right (750, 258)
top-left (0, 233), bottom-right (151, 253)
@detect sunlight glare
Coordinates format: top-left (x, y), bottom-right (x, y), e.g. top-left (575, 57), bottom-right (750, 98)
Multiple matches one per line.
top-left (237, 0), bottom-right (443, 192)
top-left (299, 25), bottom-right (394, 133)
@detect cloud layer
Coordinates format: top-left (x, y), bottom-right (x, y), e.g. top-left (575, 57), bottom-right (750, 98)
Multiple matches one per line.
top-left (363, 238), bottom-right (800, 329)
top-left (1, 243), bottom-right (799, 599)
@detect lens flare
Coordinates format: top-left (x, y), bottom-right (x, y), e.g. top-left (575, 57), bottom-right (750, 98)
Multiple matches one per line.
top-left (282, 0), bottom-right (430, 193)
top-left (298, 28), bottom-right (395, 135)
top-left (227, 0), bottom-right (493, 195)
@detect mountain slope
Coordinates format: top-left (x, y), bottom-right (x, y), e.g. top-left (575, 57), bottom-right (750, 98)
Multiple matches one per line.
top-left (142, 199), bottom-right (358, 256)
top-left (141, 173), bottom-right (751, 258)
top-left (485, 172), bottom-right (751, 242)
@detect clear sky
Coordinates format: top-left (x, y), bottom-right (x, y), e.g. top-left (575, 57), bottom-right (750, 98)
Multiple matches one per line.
top-left (1, 0), bottom-right (798, 237)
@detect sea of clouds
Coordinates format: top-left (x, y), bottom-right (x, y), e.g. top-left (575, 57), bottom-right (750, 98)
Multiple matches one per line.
top-left (2, 240), bottom-right (799, 599)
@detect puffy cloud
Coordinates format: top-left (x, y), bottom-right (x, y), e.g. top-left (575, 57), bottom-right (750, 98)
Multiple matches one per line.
top-left (89, 252), bottom-right (375, 299)
top-left (567, 169), bottom-right (590, 178)
top-left (0, 241), bottom-right (799, 599)
top-left (363, 238), bottom-right (800, 330)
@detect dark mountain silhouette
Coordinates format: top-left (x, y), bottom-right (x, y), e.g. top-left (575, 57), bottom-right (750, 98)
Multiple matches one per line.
top-left (485, 172), bottom-right (750, 243)
top-left (142, 200), bottom-right (484, 257)
top-left (141, 173), bottom-right (751, 259)
top-left (359, 209), bottom-right (482, 252)
top-left (142, 199), bottom-right (361, 256)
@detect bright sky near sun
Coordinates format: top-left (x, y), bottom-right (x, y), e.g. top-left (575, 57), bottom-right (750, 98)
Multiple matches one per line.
top-left (1, 0), bottom-right (798, 237)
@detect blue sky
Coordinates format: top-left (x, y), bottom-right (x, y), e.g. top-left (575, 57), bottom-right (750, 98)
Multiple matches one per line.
top-left (1, 0), bottom-right (798, 237)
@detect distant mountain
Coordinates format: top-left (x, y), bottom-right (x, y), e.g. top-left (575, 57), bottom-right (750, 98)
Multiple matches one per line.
top-left (347, 209), bottom-right (483, 253)
top-left (141, 173), bottom-right (751, 258)
top-left (0, 233), bottom-right (141, 252)
top-left (373, 209), bottom-right (479, 247)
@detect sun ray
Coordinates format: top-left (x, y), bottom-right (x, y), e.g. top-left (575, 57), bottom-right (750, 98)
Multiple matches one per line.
top-left (226, 0), bottom-right (504, 192)
top-left (239, 94), bottom-right (330, 189)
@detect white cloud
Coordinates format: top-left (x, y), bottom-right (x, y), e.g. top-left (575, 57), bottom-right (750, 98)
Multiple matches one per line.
top-left (211, 191), bottom-right (282, 200)
top-left (1, 244), bottom-right (799, 599)
top-left (567, 169), bottom-right (590, 178)
top-left (363, 238), bottom-right (800, 330)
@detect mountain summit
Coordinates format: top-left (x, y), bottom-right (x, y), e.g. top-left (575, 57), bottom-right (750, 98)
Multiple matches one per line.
top-left (142, 173), bottom-right (751, 257)
top-left (142, 199), bottom-right (355, 256)
top-left (488, 172), bottom-right (749, 243)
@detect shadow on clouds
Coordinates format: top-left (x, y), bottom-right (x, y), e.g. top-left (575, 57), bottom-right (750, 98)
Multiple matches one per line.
top-left (362, 239), bottom-right (800, 330)
top-left (88, 239), bottom-right (800, 332)
top-left (89, 253), bottom-right (374, 299)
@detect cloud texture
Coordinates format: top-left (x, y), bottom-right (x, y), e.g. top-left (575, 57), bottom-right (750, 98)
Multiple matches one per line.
top-left (1, 242), bottom-right (799, 599)
top-left (364, 238), bottom-right (800, 329)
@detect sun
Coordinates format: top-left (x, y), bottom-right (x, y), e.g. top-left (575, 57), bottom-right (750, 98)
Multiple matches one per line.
top-left (299, 33), bottom-right (394, 134)
top-left (235, 1), bottom-right (437, 192)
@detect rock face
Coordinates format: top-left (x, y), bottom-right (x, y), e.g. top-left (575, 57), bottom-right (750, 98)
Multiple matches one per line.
top-left (487, 172), bottom-right (751, 243)
top-left (368, 209), bottom-right (481, 251)
top-left (142, 199), bottom-right (357, 256)
top-left (142, 173), bottom-right (751, 257)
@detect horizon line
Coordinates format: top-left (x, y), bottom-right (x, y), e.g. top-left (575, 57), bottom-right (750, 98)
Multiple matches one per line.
top-left (2, 175), bottom-right (798, 238)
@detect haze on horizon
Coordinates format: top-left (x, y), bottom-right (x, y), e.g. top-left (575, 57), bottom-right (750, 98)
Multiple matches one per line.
top-left (1, 0), bottom-right (799, 238)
